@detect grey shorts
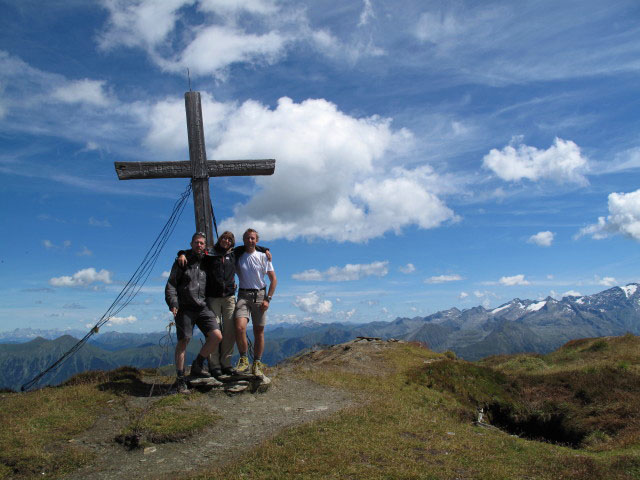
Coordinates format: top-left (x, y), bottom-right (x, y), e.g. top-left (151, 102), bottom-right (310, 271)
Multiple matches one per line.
top-left (175, 307), bottom-right (220, 341)
top-left (235, 289), bottom-right (267, 327)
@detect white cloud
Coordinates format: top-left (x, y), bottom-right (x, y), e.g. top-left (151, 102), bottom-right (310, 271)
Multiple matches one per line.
top-left (51, 79), bottom-right (112, 107)
top-left (597, 276), bottom-right (616, 287)
top-left (358, 0), bottom-right (375, 27)
top-left (459, 291), bottom-right (469, 299)
top-left (483, 137), bottom-right (588, 184)
top-left (499, 274), bottom-right (529, 286)
top-left (108, 315), bottom-right (137, 325)
top-left (562, 290), bottom-right (582, 298)
top-left (528, 231), bottom-right (554, 247)
top-left (293, 291), bottom-right (332, 314)
top-left (98, 0), bottom-right (193, 51)
top-left (161, 271), bottom-right (171, 279)
top-left (49, 268), bottom-right (113, 287)
top-left (215, 97), bottom-right (455, 242)
top-left (293, 261), bottom-right (389, 282)
top-left (399, 263), bottom-right (415, 274)
top-left (98, 0), bottom-right (293, 78)
top-left (425, 274), bottom-right (463, 284)
top-left (577, 190), bottom-right (640, 241)
top-left (78, 246), bottom-right (93, 257)
top-left (89, 217), bottom-right (112, 227)
top-left (42, 239), bottom-right (71, 250)
top-left (173, 26), bottom-right (287, 77)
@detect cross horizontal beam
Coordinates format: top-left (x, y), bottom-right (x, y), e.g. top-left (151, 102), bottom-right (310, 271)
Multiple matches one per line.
top-left (114, 159), bottom-right (275, 180)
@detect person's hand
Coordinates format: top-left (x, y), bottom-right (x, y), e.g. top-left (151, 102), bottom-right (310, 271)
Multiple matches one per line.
top-left (265, 249), bottom-right (272, 262)
top-left (171, 307), bottom-right (178, 318)
top-left (260, 300), bottom-right (270, 312)
top-left (177, 254), bottom-right (187, 267)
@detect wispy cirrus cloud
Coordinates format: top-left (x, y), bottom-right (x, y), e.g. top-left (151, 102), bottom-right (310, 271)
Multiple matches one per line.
top-left (425, 274), bottom-right (463, 284)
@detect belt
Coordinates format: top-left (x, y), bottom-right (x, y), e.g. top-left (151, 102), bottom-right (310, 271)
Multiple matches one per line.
top-left (239, 287), bottom-right (265, 292)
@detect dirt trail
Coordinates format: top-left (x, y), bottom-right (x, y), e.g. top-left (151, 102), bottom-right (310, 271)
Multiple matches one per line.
top-left (64, 367), bottom-right (353, 479)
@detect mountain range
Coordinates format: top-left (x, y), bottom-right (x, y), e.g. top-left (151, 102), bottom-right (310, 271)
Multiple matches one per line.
top-left (2, 283), bottom-right (639, 391)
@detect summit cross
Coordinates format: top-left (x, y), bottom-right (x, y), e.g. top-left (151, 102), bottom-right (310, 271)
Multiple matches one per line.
top-left (114, 91), bottom-right (275, 249)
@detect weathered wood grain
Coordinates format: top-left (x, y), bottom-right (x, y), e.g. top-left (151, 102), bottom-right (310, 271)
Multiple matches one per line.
top-left (114, 160), bottom-right (275, 180)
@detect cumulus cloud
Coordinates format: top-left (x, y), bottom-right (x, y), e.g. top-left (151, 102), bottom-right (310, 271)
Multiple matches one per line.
top-left (78, 246), bottom-right (93, 256)
top-left (483, 137), bottom-right (588, 184)
top-left (528, 230), bottom-right (554, 247)
top-left (214, 97), bottom-right (455, 242)
top-left (161, 271), bottom-right (171, 278)
top-left (292, 261), bottom-right (389, 282)
top-left (107, 315), bottom-right (137, 325)
top-left (499, 274), bottom-right (529, 286)
top-left (459, 291), bottom-right (469, 299)
top-left (293, 291), bottom-right (332, 314)
top-left (577, 190), bottom-right (640, 241)
top-left (425, 274), bottom-right (463, 284)
top-left (399, 263), bottom-right (415, 274)
top-left (49, 268), bottom-right (113, 287)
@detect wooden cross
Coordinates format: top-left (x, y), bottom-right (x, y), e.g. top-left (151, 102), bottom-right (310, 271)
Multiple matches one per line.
top-left (114, 92), bottom-right (275, 249)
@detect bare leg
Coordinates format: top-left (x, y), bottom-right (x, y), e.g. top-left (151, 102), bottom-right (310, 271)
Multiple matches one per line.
top-left (235, 317), bottom-right (249, 354)
top-left (175, 338), bottom-right (190, 372)
top-left (199, 329), bottom-right (222, 358)
top-left (253, 325), bottom-right (265, 359)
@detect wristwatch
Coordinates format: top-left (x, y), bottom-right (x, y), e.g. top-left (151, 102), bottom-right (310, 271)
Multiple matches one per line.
top-left (265, 296), bottom-right (272, 302)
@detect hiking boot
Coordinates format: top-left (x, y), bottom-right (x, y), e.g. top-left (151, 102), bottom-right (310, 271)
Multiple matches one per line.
top-left (252, 360), bottom-right (266, 377)
top-left (190, 359), bottom-right (211, 378)
top-left (235, 356), bottom-right (250, 373)
top-left (209, 367), bottom-right (223, 379)
top-left (176, 377), bottom-right (190, 394)
top-left (221, 366), bottom-right (236, 376)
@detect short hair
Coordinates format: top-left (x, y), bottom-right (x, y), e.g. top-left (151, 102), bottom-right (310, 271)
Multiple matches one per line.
top-left (191, 232), bottom-right (206, 242)
top-left (215, 231), bottom-right (235, 249)
top-left (243, 228), bottom-right (259, 241)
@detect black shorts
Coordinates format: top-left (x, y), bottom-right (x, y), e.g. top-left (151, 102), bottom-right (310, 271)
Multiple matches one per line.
top-left (175, 307), bottom-right (219, 341)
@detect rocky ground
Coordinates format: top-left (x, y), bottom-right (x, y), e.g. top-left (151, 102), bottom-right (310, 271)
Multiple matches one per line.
top-left (62, 342), bottom-right (372, 480)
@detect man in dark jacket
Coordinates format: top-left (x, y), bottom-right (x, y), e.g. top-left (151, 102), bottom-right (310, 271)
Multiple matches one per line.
top-left (165, 232), bottom-right (222, 393)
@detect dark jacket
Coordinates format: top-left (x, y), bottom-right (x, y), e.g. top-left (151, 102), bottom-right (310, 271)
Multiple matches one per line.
top-left (176, 245), bottom-right (269, 299)
top-left (165, 253), bottom-right (207, 311)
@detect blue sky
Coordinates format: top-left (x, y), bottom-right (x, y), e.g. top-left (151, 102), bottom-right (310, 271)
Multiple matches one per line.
top-left (2, 0), bottom-right (640, 333)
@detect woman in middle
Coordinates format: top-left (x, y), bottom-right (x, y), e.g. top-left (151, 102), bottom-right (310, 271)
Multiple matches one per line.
top-left (178, 231), bottom-right (270, 378)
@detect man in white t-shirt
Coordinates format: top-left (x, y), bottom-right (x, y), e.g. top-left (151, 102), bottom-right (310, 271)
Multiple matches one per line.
top-left (234, 228), bottom-right (277, 377)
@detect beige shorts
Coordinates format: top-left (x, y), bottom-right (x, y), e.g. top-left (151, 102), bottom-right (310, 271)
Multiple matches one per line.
top-left (235, 289), bottom-right (267, 327)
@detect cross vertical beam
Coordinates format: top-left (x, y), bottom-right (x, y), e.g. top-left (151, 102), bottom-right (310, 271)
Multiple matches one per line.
top-left (113, 91), bottom-right (275, 249)
top-left (185, 92), bottom-right (214, 249)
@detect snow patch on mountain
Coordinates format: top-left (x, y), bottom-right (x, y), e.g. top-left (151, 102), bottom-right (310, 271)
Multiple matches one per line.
top-left (621, 284), bottom-right (637, 298)
top-left (527, 300), bottom-right (546, 312)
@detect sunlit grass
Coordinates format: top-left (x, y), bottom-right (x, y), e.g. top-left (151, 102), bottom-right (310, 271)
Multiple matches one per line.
top-left (192, 339), bottom-right (640, 480)
top-left (0, 384), bottom-right (112, 479)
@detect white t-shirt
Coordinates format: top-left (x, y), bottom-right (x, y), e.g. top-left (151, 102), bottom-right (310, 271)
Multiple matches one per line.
top-left (236, 250), bottom-right (274, 289)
